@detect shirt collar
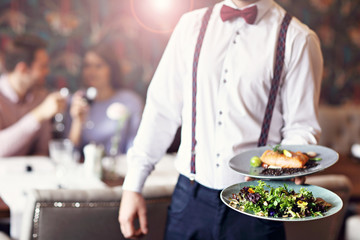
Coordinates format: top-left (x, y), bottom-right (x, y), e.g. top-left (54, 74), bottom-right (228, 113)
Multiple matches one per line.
top-left (222, 0), bottom-right (273, 24)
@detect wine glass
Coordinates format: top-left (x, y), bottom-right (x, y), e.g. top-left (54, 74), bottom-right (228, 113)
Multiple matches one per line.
top-left (48, 139), bottom-right (76, 186)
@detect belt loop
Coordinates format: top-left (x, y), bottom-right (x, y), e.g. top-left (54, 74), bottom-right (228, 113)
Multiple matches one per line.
top-left (190, 181), bottom-right (200, 198)
top-left (187, 176), bottom-right (199, 198)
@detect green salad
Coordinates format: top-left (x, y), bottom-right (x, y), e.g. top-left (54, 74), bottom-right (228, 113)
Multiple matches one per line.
top-left (229, 181), bottom-right (332, 218)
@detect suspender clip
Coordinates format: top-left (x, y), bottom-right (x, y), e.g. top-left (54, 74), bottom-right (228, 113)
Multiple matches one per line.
top-left (189, 173), bottom-right (196, 184)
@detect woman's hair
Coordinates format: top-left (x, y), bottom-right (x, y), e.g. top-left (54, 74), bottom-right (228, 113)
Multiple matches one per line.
top-left (84, 44), bottom-right (124, 89)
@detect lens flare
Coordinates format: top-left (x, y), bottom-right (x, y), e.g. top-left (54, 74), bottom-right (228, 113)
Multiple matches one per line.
top-left (130, 0), bottom-right (194, 34)
top-left (152, 0), bottom-right (172, 12)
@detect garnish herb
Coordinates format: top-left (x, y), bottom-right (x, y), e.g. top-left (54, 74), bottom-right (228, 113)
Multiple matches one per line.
top-left (271, 144), bottom-right (283, 154)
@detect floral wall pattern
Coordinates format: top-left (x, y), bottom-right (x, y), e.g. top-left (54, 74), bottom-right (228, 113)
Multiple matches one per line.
top-left (0, 0), bottom-right (359, 105)
top-left (277, 0), bottom-right (360, 105)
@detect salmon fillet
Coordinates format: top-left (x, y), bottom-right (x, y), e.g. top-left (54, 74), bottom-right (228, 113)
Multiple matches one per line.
top-left (260, 150), bottom-right (309, 168)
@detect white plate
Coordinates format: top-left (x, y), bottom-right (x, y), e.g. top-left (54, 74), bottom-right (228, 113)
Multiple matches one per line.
top-left (220, 180), bottom-right (343, 222)
top-left (229, 145), bottom-right (338, 179)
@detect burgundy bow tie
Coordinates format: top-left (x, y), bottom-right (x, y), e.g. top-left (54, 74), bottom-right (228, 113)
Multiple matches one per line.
top-left (220, 5), bottom-right (258, 24)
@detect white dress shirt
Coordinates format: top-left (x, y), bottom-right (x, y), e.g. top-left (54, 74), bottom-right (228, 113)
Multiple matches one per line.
top-left (123, 0), bottom-right (323, 192)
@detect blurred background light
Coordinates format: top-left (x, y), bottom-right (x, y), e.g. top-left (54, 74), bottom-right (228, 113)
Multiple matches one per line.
top-left (130, 0), bottom-right (194, 34)
top-left (152, 0), bottom-right (172, 12)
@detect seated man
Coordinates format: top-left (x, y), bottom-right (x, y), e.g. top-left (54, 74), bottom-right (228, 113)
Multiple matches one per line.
top-left (0, 34), bottom-right (66, 157)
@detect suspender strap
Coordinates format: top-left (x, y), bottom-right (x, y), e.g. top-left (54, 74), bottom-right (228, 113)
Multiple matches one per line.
top-left (257, 13), bottom-right (292, 147)
top-left (190, 9), bottom-right (292, 176)
top-left (190, 6), bottom-right (214, 178)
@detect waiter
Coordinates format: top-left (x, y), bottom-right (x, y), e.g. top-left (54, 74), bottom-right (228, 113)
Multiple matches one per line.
top-left (119, 0), bottom-right (323, 239)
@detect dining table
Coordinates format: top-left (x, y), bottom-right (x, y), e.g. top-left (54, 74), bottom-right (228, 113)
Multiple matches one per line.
top-left (0, 153), bottom-right (179, 239)
top-left (0, 156), bottom-right (107, 239)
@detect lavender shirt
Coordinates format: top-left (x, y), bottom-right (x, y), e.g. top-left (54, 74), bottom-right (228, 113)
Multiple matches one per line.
top-left (0, 75), bottom-right (51, 157)
top-left (66, 90), bottom-right (144, 155)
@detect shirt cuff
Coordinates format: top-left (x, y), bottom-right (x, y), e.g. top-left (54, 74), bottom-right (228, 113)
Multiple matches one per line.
top-left (121, 149), bottom-right (155, 193)
top-left (122, 168), bottom-right (149, 193)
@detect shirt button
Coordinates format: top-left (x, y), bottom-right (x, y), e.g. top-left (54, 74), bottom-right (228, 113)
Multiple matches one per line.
top-left (224, 69), bottom-right (228, 73)
top-left (236, 31), bottom-right (240, 35)
top-left (233, 40), bottom-right (236, 44)
top-left (216, 153), bottom-right (220, 157)
top-left (219, 111), bottom-right (223, 115)
top-left (223, 79), bottom-right (227, 83)
top-left (218, 121), bottom-right (222, 126)
top-left (216, 163), bottom-right (220, 168)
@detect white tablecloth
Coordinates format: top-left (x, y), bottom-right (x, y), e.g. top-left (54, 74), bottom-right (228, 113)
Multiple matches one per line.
top-left (0, 154), bottom-right (179, 239)
top-left (0, 156), bottom-right (106, 239)
top-left (114, 153), bottom-right (179, 190)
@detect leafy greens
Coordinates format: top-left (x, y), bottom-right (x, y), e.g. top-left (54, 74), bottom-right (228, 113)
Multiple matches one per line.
top-left (229, 181), bottom-right (331, 218)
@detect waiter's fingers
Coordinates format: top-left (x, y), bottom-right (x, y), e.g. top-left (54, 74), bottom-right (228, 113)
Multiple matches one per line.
top-left (138, 206), bottom-right (148, 235)
top-left (245, 176), bottom-right (256, 181)
top-left (293, 176), bottom-right (306, 185)
top-left (120, 218), bottom-right (136, 239)
top-left (133, 228), bottom-right (146, 239)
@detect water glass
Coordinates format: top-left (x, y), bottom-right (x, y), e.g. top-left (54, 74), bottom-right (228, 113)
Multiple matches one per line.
top-left (49, 139), bottom-right (77, 179)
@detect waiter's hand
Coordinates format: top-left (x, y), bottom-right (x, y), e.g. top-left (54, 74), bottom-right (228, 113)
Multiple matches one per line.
top-left (245, 176), bottom-right (255, 181)
top-left (245, 176), bottom-right (306, 185)
top-left (292, 176), bottom-right (306, 185)
top-left (119, 190), bottom-right (148, 239)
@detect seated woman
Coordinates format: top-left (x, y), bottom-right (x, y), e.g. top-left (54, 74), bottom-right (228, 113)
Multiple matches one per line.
top-left (66, 44), bottom-right (144, 156)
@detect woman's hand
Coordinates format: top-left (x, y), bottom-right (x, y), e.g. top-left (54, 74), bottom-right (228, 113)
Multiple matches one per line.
top-left (70, 91), bottom-right (89, 123)
top-left (68, 91), bottom-right (89, 146)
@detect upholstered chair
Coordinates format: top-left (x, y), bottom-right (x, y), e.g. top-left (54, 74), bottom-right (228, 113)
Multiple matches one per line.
top-left (19, 186), bottom-right (173, 240)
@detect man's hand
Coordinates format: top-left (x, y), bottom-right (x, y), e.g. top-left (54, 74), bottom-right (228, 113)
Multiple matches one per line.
top-left (119, 190), bottom-right (148, 239)
top-left (31, 92), bottom-right (66, 122)
top-left (245, 176), bottom-right (255, 181)
top-left (293, 176), bottom-right (306, 185)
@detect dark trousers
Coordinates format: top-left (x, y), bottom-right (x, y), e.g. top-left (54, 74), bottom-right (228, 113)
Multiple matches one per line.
top-left (164, 174), bottom-right (286, 240)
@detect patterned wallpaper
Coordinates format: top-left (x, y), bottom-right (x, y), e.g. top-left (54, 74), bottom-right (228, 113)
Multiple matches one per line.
top-left (277, 0), bottom-right (360, 105)
top-left (0, 0), bottom-right (359, 105)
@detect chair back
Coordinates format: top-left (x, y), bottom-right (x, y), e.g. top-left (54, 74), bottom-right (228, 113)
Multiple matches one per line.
top-left (20, 186), bottom-right (172, 240)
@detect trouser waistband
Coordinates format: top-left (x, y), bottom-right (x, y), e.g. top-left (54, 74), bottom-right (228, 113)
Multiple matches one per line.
top-left (177, 174), bottom-right (222, 204)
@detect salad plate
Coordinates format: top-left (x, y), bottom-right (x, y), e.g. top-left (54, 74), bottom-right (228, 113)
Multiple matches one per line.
top-left (229, 145), bottom-right (338, 179)
top-left (220, 180), bottom-right (343, 222)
